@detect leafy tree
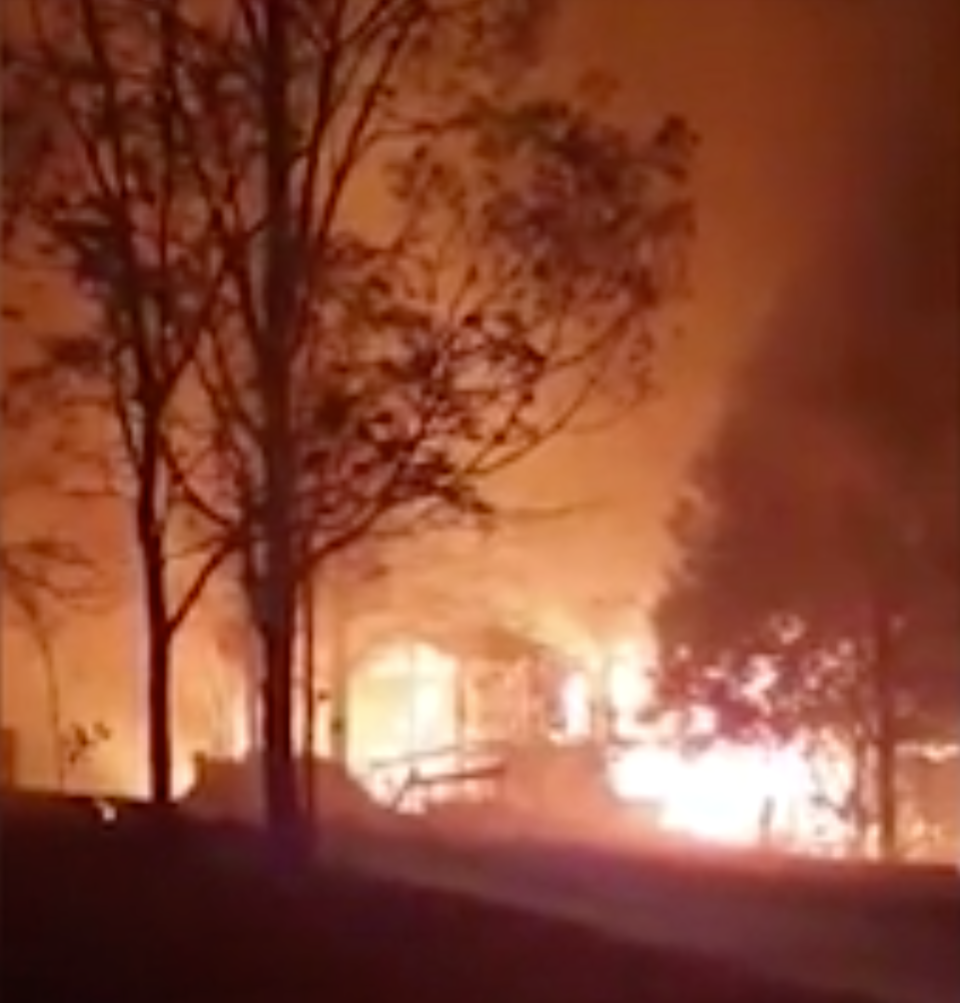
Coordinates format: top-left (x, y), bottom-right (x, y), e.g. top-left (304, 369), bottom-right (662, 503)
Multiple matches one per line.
top-left (653, 146), bottom-right (958, 859)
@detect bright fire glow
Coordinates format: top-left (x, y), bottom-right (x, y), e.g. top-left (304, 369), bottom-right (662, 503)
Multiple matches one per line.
top-left (351, 641), bottom-right (460, 764)
top-left (150, 628), bottom-right (854, 853)
top-left (351, 639), bottom-right (853, 849)
top-left (665, 750), bottom-right (779, 843)
top-left (560, 673), bottom-right (592, 738)
top-left (606, 640), bottom-right (651, 735)
top-left (569, 648), bottom-right (847, 850)
top-left (608, 743), bottom-right (809, 845)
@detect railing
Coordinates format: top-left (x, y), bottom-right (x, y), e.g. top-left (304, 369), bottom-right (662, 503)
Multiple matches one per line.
top-left (361, 741), bottom-right (508, 812)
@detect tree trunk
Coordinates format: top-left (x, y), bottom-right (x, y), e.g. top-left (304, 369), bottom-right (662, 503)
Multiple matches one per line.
top-left (302, 573), bottom-right (317, 828)
top-left (148, 619), bottom-right (172, 806)
top-left (328, 573), bottom-right (350, 766)
top-left (142, 534), bottom-right (172, 805)
top-left (140, 548), bottom-right (173, 805)
top-left (261, 607), bottom-right (298, 842)
top-left (258, 0), bottom-right (301, 850)
top-left (870, 602), bottom-right (900, 861)
top-left (874, 723), bottom-right (899, 860)
top-left (36, 627), bottom-right (66, 791)
top-left (138, 424), bottom-right (173, 808)
top-left (849, 732), bottom-right (871, 857)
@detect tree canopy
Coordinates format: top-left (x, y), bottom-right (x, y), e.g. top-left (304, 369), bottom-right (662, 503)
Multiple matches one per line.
top-left (654, 134), bottom-right (958, 776)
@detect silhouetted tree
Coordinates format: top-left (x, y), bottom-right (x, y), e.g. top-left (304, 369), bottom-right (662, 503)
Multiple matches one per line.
top-left (167, 0), bottom-right (693, 844)
top-left (4, 0), bottom-right (242, 806)
top-left (653, 149), bottom-right (958, 859)
top-left (7, 0), bottom-right (694, 845)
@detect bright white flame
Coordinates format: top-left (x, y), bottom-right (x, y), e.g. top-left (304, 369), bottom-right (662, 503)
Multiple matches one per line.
top-left (606, 641), bottom-right (651, 736)
top-left (561, 673), bottom-right (592, 738)
top-left (608, 746), bottom-right (677, 801)
top-left (608, 740), bottom-right (833, 847)
top-left (659, 750), bottom-right (775, 844)
top-left (352, 640), bottom-right (459, 768)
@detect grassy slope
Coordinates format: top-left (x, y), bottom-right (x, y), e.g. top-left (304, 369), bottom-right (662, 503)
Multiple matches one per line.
top-left (2, 796), bottom-right (874, 1003)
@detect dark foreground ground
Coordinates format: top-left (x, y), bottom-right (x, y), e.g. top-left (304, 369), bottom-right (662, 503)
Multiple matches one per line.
top-left (2, 794), bottom-right (878, 1003)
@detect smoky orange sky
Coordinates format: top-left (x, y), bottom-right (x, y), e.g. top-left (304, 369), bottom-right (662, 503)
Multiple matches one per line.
top-left (490, 0), bottom-right (959, 612)
top-left (3, 0), bottom-right (957, 789)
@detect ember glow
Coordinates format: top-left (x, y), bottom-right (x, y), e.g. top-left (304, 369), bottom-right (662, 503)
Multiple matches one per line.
top-left (342, 635), bottom-right (853, 851)
top-left (90, 627), bottom-right (853, 853)
top-left (608, 743), bottom-right (812, 846)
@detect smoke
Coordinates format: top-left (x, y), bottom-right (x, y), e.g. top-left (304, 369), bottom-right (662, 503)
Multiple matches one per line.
top-left (712, 64), bottom-right (958, 525)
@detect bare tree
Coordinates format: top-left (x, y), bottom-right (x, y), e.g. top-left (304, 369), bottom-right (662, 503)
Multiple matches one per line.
top-left (4, 0), bottom-right (242, 806)
top-left (162, 0), bottom-right (693, 844)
